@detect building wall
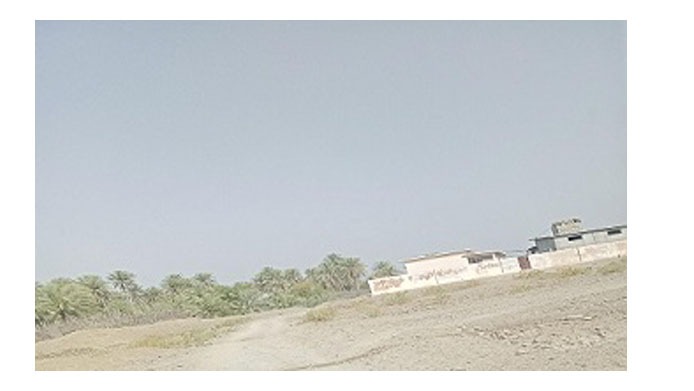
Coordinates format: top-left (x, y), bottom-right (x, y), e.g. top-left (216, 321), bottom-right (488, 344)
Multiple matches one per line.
top-left (579, 239), bottom-right (627, 261)
top-left (369, 256), bottom-right (521, 296)
top-left (528, 240), bottom-right (627, 270)
top-left (367, 274), bottom-right (437, 296)
top-left (500, 257), bottom-right (522, 274)
top-left (403, 253), bottom-right (470, 276)
top-left (591, 226), bottom-right (627, 243)
top-left (553, 233), bottom-right (596, 250)
top-left (527, 247), bottom-right (581, 269)
top-left (535, 238), bottom-right (556, 253)
top-left (551, 219), bottom-right (583, 236)
top-left (464, 259), bottom-right (503, 279)
top-left (368, 240), bottom-right (627, 296)
top-left (537, 226), bottom-right (627, 252)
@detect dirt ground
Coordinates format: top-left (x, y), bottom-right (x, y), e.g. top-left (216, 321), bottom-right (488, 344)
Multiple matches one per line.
top-left (35, 257), bottom-right (627, 371)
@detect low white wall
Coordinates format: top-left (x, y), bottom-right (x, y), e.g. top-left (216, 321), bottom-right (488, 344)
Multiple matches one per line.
top-left (367, 273), bottom-right (442, 296)
top-left (500, 257), bottom-right (522, 274)
top-left (579, 240), bottom-right (627, 262)
top-left (404, 253), bottom-right (469, 276)
top-left (368, 240), bottom-right (627, 296)
top-left (369, 257), bottom-right (520, 296)
top-left (527, 247), bottom-right (580, 270)
top-left (464, 259), bottom-right (503, 279)
top-left (528, 240), bottom-right (627, 270)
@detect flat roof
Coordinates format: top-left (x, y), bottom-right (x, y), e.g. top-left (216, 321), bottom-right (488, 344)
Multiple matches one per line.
top-left (402, 249), bottom-right (506, 264)
top-left (531, 224), bottom-right (627, 241)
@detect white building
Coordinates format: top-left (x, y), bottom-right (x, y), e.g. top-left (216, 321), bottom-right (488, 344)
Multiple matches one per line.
top-left (530, 221), bottom-right (627, 254)
top-left (402, 250), bottom-right (506, 276)
top-left (367, 249), bottom-right (516, 296)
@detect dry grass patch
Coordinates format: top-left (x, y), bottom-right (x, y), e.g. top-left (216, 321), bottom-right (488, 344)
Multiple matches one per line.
top-left (340, 297), bottom-right (384, 318)
top-left (423, 286), bottom-right (451, 305)
top-left (360, 304), bottom-right (384, 318)
top-left (514, 270), bottom-right (545, 280)
top-left (423, 286), bottom-right (445, 296)
top-left (129, 317), bottom-right (245, 349)
top-left (384, 291), bottom-right (411, 306)
top-left (553, 266), bottom-right (590, 278)
top-left (518, 265), bottom-right (589, 280)
top-left (35, 347), bottom-right (101, 360)
top-left (130, 329), bottom-right (220, 349)
top-left (509, 283), bottom-right (540, 294)
top-left (598, 258), bottom-right (627, 275)
top-left (440, 279), bottom-right (482, 291)
top-left (463, 279), bottom-right (481, 288)
top-left (303, 306), bottom-right (337, 323)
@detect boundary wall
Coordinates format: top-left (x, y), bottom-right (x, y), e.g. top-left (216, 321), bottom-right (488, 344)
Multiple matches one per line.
top-left (368, 257), bottom-right (520, 296)
top-left (368, 240), bottom-right (627, 296)
top-left (527, 240), bottom-right (627, 270)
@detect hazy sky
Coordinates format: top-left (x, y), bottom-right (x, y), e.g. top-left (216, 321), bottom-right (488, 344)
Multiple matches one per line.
top-left (36, 21), bottom-right (626, 287)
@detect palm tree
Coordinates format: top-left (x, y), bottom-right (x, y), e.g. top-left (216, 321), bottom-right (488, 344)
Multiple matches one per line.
top-left (141, 286), bottom-right (162, 305)
top-left (36, 279), bottom-right (98, 322)
top-left (77, 275), bottom-right (111, 308)
top-left (282, 269), bottom-right (304, 287)
top-left (222, 282), bottom-right (262, 314)
top-left (370, 261), bottom-right (401, 279)
top-left (253, 267), bottom-right (285, 294)
top-left (35, 282), bottom-right (50, 326)
top-left (108, 270), bottom-right (135, 292)
top-left (323, 254), bottom-right (348, 291)
top-left (253, 267), bottom-right (305, 309)
top-left (107, 270), bottom-right (140, 302)
top-left (289, 279), bottom-right (326, 307)
top-left (192, 273), bottom-right (216, 287)
top-left (342, 257), bottom-right (366, 291)
top-left (306, 257), bottom-right (340, 291)
top-left (161, 274), bottom-right (193, 295)
top-left (308, 254), bottom-right (366, 291)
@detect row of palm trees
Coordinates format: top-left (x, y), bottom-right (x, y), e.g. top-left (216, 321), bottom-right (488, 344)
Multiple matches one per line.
top-left (35, 254), bottom-right (402, 331)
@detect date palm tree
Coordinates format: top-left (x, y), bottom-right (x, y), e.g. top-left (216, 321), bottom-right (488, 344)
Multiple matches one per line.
top-left (342, 257), bottom-right (366, 291)
top-left (223, 282), bottom-right (262, 315)
top-left (77, 275), bottom-right (111, 308)
top-left (306, 256), bottom-right (341, 291)
top-left (192, 272), bottom-right (216, 288)
top-left (307, 254), bottom-right (366, 292)
top-left (161, 274), bottom-right (193, 295)
top-left (370, 261), bottom-right (401, 279)
top-left (253, 267), bottom-right (285, 294)
top-left (282, 268), bottom-right (303, 287)
top-left (141, 286), bottom-right (162, 305)
top-left (107, 270), bottom-right (140, 302)
top-left (36, 279), bottom-right (98, 322)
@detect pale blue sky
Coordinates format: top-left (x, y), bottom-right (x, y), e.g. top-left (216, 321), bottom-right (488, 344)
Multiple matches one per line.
top-left (36, 21), bottom-right (626, 287)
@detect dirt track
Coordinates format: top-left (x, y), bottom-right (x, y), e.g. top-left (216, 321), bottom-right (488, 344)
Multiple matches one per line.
top-left (35, 257), bottom-right (627, 370)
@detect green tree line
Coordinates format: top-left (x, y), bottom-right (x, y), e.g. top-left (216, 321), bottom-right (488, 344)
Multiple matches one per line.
top-left (35, 254), bottom-right (402, 332)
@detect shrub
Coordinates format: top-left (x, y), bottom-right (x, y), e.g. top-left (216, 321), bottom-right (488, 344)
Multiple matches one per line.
top-left (290, 280), bottom-right (328, 307)
top-left (130, 329), bottom-right (220, 349)
top-left (363, 306), bottom-right (383, 318)
top-left (35, 279), bottom-right (99, 324)
top-left (423, 286), bottom-right (450, 304)
top-left (514, 270), bottom-right (545, 280)
top-left (509, 284), bottom-right (534, 294)
top-left (384, 291), bottom-right (410, 306)
top-left (129, 317), bottom-right (245, 349)
top-left (598, 259), bottom-right (627, 275)
top-left (303, 306), bottom-right (336, 322)
top-left (351, 299), bottom-right (383, 318)
top-left (554, 266), bottom-right (588, 278)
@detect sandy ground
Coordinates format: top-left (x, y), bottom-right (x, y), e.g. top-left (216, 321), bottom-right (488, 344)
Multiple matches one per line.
top-left (36, 257), bottom-right (626, 371)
